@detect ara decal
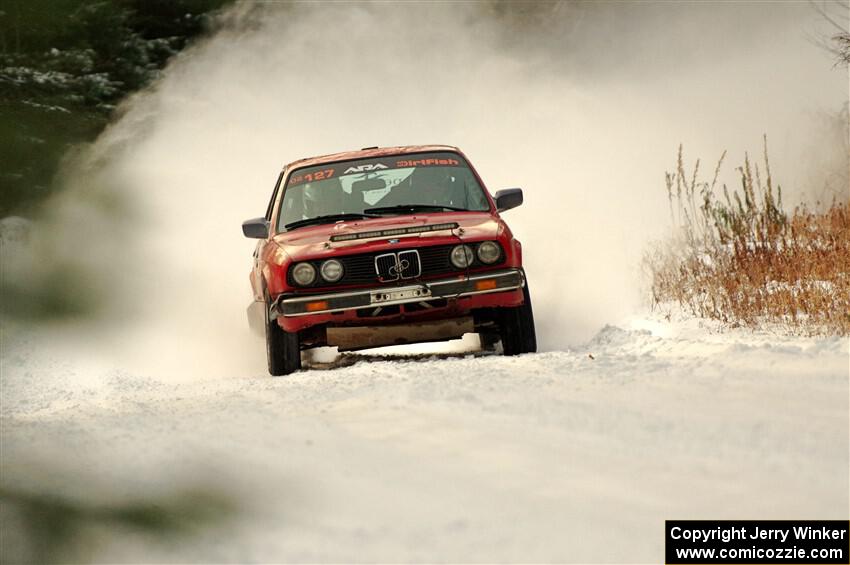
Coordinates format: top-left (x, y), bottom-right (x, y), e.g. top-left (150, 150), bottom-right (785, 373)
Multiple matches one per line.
top-left (343, 163), bottom-right (389, 174)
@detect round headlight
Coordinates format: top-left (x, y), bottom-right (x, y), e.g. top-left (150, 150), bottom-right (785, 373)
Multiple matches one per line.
top-left (291, 262), bottom-right (316, 286)
top-left (320, 259), bottom-right (344, 282)
top-left (477, 241), bottom-right (501, 264)
top-left (450, 245), bottom-right (475, 268)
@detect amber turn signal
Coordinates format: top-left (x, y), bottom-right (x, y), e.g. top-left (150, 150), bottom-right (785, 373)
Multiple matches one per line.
top-left (475, 279), bottom-right (497, 291)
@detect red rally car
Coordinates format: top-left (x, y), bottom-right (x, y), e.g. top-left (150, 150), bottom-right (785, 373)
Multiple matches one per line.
top-left (242, 145), bottom-right (536, 375)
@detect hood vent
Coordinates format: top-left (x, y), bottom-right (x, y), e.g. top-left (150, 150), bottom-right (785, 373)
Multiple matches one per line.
top-left (330, 222), bottom-right (459, 243)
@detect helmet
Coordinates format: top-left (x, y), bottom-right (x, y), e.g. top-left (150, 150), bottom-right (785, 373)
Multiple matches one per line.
top-left (300, 178), bottom-right (345, 218)
top-left (302, 183), bottom-right (322, 217)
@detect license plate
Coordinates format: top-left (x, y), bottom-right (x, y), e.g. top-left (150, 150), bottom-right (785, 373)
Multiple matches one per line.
top-left (372, 286), bottom-right (431, 304)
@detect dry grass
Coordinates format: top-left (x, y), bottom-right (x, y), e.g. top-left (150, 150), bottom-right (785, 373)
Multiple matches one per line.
top-left (645, 137), bottom-right (850, 335)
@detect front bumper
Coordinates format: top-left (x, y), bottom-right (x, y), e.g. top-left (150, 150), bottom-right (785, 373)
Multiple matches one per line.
top-left (273, 268), bottom-right (525, 318)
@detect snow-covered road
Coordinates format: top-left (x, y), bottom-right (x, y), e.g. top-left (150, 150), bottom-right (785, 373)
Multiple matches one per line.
top-left (2, 318), bottom-right (848, 562)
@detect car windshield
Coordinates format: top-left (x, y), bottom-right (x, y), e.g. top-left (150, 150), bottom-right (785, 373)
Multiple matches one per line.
top-left (277, 151), bottom-right (490, 231)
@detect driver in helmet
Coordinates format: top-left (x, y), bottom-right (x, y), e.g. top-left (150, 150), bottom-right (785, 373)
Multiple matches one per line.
top-left (300, 178), bottom-right (347, 219)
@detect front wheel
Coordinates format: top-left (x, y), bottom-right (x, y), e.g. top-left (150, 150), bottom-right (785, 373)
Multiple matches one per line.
top-left (499, 283), bottom-right (537, 356)
top-left (265, 299), bottom-right (301, 376)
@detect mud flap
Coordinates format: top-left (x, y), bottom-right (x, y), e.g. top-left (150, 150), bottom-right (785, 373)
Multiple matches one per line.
top-left (246, 300), bottom-right (266, 337)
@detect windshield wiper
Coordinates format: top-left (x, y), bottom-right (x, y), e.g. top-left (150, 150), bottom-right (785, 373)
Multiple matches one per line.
top-left (364, 204), bottom-right (470, 215)
top-left (284, 213), bottom-right (378, 231)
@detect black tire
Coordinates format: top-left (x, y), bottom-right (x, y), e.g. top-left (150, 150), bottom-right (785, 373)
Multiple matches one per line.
top-left (265, 299), bottom-right (301, 376)
top-left (499, 283), bottom-right (537, 356)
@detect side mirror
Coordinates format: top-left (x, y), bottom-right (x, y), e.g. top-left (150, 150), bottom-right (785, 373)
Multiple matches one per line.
top-left (494, 188), bottom-right (523, 212)
top-left (242, 217), bottom-right (269, 239)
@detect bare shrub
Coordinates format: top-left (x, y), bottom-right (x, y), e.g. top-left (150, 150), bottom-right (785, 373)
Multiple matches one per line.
top-left (645, 137), bottom-right (850, 335)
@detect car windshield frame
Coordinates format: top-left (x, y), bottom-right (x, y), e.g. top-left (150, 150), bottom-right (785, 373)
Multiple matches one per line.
top-left (275, 151), bottom-right (492, 233)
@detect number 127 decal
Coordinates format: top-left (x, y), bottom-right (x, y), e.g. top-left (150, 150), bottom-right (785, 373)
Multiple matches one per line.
top-left (289, 168), bottom-right (335, 186)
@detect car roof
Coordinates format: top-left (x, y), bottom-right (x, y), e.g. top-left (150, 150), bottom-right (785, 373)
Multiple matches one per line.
top-left (283, 145), bottom-right (462, 171)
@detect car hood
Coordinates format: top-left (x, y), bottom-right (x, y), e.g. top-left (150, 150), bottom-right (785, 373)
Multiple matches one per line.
top-left (272, 212), bottom-right (501, 260)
